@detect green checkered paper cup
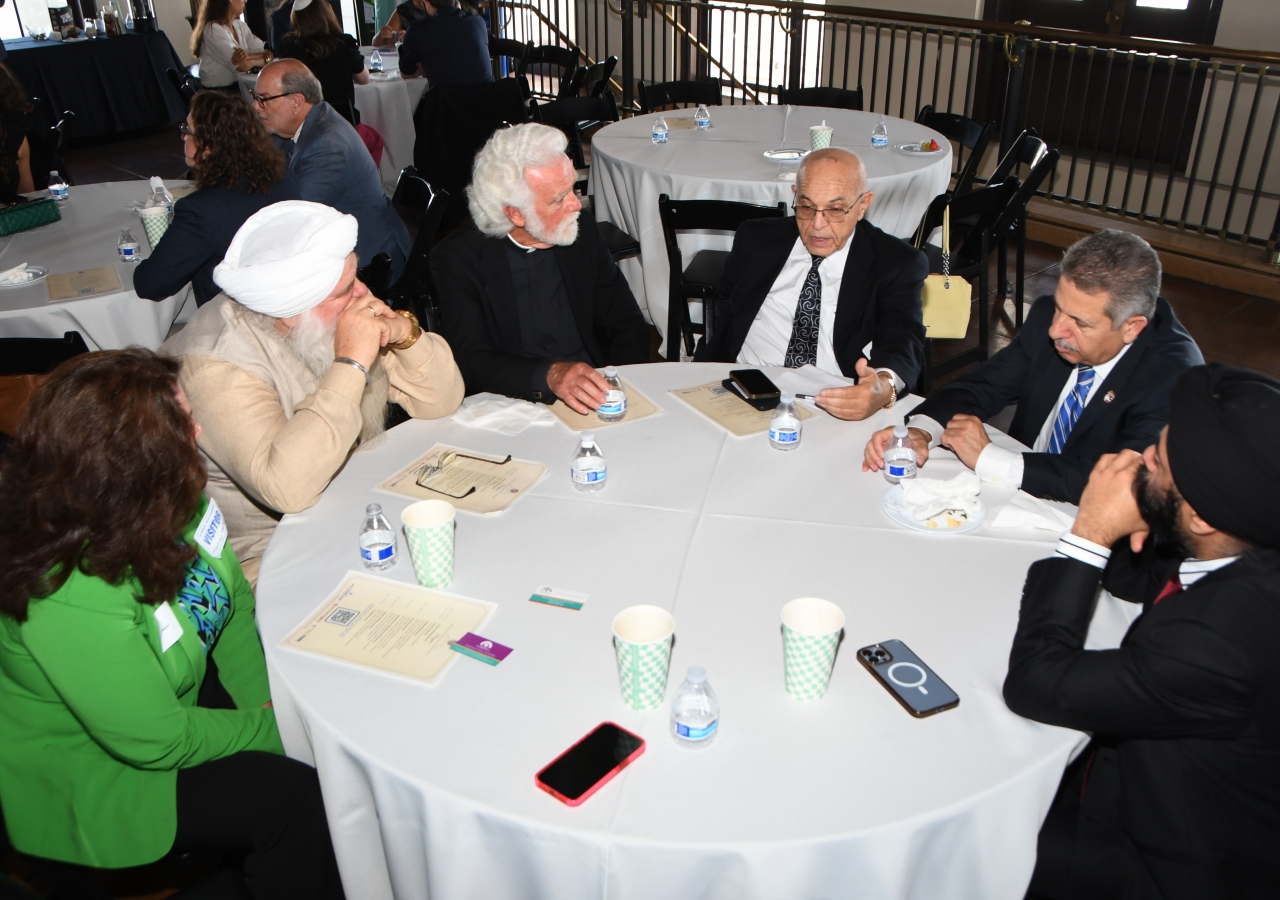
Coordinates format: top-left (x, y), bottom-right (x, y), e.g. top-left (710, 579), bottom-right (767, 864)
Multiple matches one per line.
top-left (612, 605), bottom-right (675, 711)
top-left (139, 207), bottom-right (169, 251)
top-left (809, 122), bottom-right (833, 152)
top-left (401, 499), bottom-right (455, 589)
top-left (781, 597), bottom-right (845, 701)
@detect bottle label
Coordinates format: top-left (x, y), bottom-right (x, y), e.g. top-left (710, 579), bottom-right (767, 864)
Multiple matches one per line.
top-left (696, 119), bottom-right (710, 128)
top-left (50, 185), bottom-right (68, 199)
top-left (360, 543), bottom-right (395, 561)
top-left (119, 246), bottom-right (137, 259)
top-left (769, 427), bottom-right (799, 443)
top-left (653, 132), bottom-right (668, 143)
top-left (599, 391), bottom-right (626, 416)
top-left (676, 719), bottom-right (718, 740)
top-left (571, 465), bottom-right (606, 484)
top-left (887, 462), bottom-right (913, 478)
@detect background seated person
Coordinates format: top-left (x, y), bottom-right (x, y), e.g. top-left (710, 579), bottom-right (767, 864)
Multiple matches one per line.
top-left (696, 147), bottom-right (927, 421)
top-left (0, 349), bottom-right (344, 899)
top-left (254, 60), bottom-right (412, 283)
top-left (373, 0), bottom-right (430, 45)
top-left (433, 123), bottom-right (649, 413)
top-left (162, 201), bottom-right (464, 583)
top-left (269, 0), bottom-right (343, 52)
top-left (395, 0), bottom-right (492, 86)
top-left (863, 229), bottom-right (1202, 504)
top-left (135, 90), bottom-right (300, 308)
top-left (0, 64), bottom-right (34, 203)
top-left (1006, 363), bottom-right (1280, 900)
top-left (277, 0), bottom-right (368, 126)
top-left (191, 0), bottom-right (272, 91)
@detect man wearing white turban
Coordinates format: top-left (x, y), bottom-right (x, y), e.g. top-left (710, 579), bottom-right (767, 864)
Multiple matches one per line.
top-left (162, 201), bottom-right (464, 583)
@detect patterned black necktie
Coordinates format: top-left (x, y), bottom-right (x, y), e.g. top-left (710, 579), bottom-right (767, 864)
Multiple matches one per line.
top-left (784, 255), bottom-right (824, 368)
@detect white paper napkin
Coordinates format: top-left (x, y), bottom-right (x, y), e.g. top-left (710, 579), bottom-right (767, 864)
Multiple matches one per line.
top-left (990, 490), bottom-right (1076, 532)
top-left (892, 471), bottom-right (983, 522)
top-left (452, 393), bottom-right (554, 436)
top-left (0, 262), bottom-right (30, 284)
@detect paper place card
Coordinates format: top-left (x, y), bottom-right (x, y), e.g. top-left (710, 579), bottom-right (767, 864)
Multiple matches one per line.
top-left (45, 265), bottom-right (123, 301)
top-left (448, 632), bottom-right (513, 665)
top-left (377, 444), bottom-right (547, 514)
top-left (549, 379), bottom-right (662, 432)
top-left (529, 585), bottom-right (589, 611)
top-left (670, 380), bottom-right (817, 437)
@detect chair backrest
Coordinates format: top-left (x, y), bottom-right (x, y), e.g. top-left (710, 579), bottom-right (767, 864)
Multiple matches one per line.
top-left (0, 332), bottom-right (90, 377)
top-left (50, 111), bottom-right (74, 157)
top-left (638, 78), bottom-right (722, 114)
top-left (357, 253), bottom-right (393, 297)
top-left (489, 35), bottom-right (531, 69)
top-left (166, 68), bottom-right (196, 109)
top-left (568, 55), bottom-right (617, 98)
top-left (389, 167), bottom-right (450, 331)
top-left (518, 44), bottom-right (580, 98)
top-left (657, 193), bottom-right (786, 277)
top-left (914, 177), bottom-right (1018, 261)
top-left (988, 129), bottom-right (1050, 187)
top-left (989, 147), bottom-right (1060, 239)
top-left (777, 85), bottom-right (863, 111)
top-left (531, 94), bottom-right (619, 168)
top-left (916, 104), bottom-right (995, 196)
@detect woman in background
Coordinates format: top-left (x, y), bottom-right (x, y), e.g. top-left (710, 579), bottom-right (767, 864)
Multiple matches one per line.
top-left (192, 0), bottom-right (273, 90)
top-left (277, 0), bottom-right (367, 125)
top-left (0, 64), bottom-right (34, 203)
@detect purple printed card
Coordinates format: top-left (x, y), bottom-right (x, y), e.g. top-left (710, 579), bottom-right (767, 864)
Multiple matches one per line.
top-left (454, 632), bottom-right (513, 662)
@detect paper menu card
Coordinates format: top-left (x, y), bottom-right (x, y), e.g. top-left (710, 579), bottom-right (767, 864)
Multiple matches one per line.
top-left (665, 117), bottom-right (700, 130)
top-left (281, 572), bottom-right (495, 684)
top-left (377, 443), bottom-right (546, 514)
top-left (671, 380), bottom-right (818, 436)
top-left (549, 379), bottom-right (662, 431)
top-left (45, 265), bottom-right (123, 301)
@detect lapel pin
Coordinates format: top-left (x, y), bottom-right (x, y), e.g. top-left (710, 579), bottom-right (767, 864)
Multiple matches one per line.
top-left (1103, 390), bottom-right (1115, 403)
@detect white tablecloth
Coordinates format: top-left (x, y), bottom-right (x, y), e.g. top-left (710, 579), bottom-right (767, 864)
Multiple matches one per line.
top-left (589, 107), bottom-right (953, 355)
top-left (255, 362), bottom-right (1137, 900)
top-left (0, 181), bottom-right (193, 350)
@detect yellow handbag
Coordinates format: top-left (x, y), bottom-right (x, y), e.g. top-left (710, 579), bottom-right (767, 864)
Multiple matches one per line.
top-left (920, 205), bottom-right (972, 340)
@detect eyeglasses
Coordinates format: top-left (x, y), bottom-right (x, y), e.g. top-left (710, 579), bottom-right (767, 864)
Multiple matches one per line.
top-left (792, 192), bottom-right (867, 224)
top-left (178, 122), bottom-right (195, 137)
top-left (415, 449), bottom-right (514, 500)
top-left (251, 90), bottom-right (294, 106)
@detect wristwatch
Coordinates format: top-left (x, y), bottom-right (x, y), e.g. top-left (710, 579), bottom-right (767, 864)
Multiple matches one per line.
top-left (389, 309), bottom-right (422, 351)
top-left (881, 372), bottom-right (897, 410)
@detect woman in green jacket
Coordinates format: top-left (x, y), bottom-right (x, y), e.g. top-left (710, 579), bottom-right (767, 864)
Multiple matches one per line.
top-left (0, 349), bottom-right (344, 899)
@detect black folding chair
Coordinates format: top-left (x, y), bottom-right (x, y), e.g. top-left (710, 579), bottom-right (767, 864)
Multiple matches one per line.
top-left (638, 78), bottom-right (721, 113)
top-left (990, 143), bottom-right (1060, 327)
top-left (166, 67), bottom-right (199, 110)
top-left (916, 104), bottom-right (995, 199)
top-left (517, 44), bottom-right (579, 99)
top-left (531, 93), bottom-right (619, 190)
top-left (357, 253), bottom-right (393, 298)
top-left (566, 55), bottom-right (617, 98)
top-left (777, 85), bottom-right (863, 111)
top-left (0, 332), bottom-right (89, 377)
top-left (48, 110), bottom-right (75, 186)
top-left (385, 166), bottom-right (450, 334)
top-left (987, 130), bottom-right (1052, 325)
top-left (488, 35), bottom-right (531, 78)
top-left (658, 194), bottom-right (787, 360)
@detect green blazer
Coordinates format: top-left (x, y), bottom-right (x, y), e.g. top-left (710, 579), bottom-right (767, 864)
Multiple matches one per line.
top-left (0, 496), bottom-right (284, 868)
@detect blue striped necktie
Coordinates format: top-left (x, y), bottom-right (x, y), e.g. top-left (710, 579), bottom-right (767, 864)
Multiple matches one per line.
top-left (1048, 364), bottom-right (1095, 454)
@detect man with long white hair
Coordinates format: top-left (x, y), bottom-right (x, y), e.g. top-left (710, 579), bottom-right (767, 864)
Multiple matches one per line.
top-left (432, 123), bottom-right (649, 413)
top-left (163, 201), bottom-right (464, 583)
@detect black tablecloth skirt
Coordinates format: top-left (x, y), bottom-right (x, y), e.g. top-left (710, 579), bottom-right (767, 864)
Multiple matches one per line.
top-left (5, 32), bottom-right (188, 139)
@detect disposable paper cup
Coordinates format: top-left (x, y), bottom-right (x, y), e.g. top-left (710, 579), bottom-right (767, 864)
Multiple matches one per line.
top-left (612, 605), bottom-right (675, 710)
top-left (781, 597), bottom-right (845, 701)
top-left (139, 206), bottom-right (169, 250)
top-left (809, 124), bottom-right (833, 151)
top-left (401, 499), bottom-right (455, 589)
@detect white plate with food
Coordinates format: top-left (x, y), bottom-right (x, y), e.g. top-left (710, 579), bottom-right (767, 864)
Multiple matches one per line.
top-left (881, 484), bottom-right (985, 534)
top-left (763, 148), bottom-right (809, 161)
top-left (894, 140), bottom-right (945, 154)
top-left (0, 265), bottom-right (49, 288)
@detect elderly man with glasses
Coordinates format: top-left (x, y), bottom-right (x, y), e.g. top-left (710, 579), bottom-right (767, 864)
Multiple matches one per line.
top-left (696, 147), bottom-right (927, 421)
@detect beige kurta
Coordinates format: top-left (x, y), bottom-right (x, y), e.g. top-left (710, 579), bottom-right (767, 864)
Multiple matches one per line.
top-left (162, 296), bottom-right (465, 578)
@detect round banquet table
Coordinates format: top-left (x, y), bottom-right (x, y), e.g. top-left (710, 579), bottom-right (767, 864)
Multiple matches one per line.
top-left (589, 107), bottom-right (954, 355)
top-left (256, 363), bottom-right (1140, 900)
top-left (0, 181), bottom-right (193, 350)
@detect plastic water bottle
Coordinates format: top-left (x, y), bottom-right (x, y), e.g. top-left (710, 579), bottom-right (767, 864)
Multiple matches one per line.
top-left (145, 176), bottom-right (174, 221)
top-left (117, 228), bottom-right (141, 263)
top-left (768, 393), bottom-right (801, 451)
top-left (359, 503), bottom-right (397, 570)
top-left (598, 366), bottom-right (627, 422)
top-left (48, 171), bottom-right (68, 203)
top-left (651, 116), bottom-right (669, 144)
top-left (671, 666), bottom-right (719, 748)
top-left (883, 424), bottom-right (918, 484)
top-left (871, 119), bottom-right (889, 149)
top-left (369, 49), bottom-right (383, 73)
top-left (694, 104), bottom-right (711, 129)
top-left (570, 432), bottom-right (607, 491)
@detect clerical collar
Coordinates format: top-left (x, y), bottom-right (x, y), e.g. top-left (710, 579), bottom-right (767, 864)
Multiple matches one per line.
top-left (507, 233), bottom-right (541, 254)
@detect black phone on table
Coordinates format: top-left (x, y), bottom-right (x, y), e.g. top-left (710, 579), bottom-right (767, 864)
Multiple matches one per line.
top-left (729, 368), bottom-right (781, 400)
top-left (857, 640), bottom-right (960, 717)
top-left (535, 722), bottom-right (645, 806)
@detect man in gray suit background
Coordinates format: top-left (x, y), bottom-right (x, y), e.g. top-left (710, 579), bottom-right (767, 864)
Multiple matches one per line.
top-left (253, 59), bottom-right (411, 283)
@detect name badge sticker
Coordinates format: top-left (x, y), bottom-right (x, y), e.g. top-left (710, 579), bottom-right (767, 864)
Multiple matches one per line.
top-left (529, 586), bottom-right (589, 611)
top-left (154, 601), bottom-right (184, 652)
top-left (194, 498), bottom-right (227, 558)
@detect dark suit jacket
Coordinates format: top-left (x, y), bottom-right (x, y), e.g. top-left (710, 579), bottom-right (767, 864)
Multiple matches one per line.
top-left (911, 295), bottom-right (1202, 503)
top-left (133, 174), bottom-right (301, 306)
top-left (432, 210), bottom-right (650, 402)
top-left (283, 101), bottom-right (411, 281)
top-left (697, 217), bottom-right (928, 389)
top-left (397, 7), bottom-right (493, 87)
top-left (1004, 544), bottom-right (1280, 900)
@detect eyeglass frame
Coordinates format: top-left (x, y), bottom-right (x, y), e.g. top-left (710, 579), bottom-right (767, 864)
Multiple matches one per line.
top-left (791, 190), bottom-right (868, 224)
top-left (414, 451), bottom-right (514, 500)
top-left (178, 122), bottom-right (196, 138)
top-left (251, 90), bottom-right (296, 106)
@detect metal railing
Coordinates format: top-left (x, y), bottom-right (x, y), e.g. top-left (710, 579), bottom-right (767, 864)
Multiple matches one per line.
top-left (484, 0), bottom-right (1280, 264)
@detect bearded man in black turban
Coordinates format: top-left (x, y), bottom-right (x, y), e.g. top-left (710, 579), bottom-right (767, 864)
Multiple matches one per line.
top-left (1003, 362), bottom-right (1280, 900)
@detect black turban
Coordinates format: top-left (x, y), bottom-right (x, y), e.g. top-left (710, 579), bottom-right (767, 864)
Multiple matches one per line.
top-left (1166, 363), bottom-right (1280, 549)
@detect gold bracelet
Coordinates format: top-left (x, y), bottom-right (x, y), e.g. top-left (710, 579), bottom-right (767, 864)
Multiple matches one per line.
top-left (389, 309), bottom-right (422, 351)
top-left (882, 373), bottom-right (897, 410)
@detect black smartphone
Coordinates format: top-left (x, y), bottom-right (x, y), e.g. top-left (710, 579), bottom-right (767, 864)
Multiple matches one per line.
top-left (729, 368), bottom-right (781, 400)
top-left (857, 640), bottom-right (960, 718)
top-left (535, 722), bottom-right (646, 806)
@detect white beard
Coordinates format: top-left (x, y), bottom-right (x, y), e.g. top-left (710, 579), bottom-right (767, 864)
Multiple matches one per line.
top-left (524, 206), bottom-right (580, 246)
top-left (286, 308), bottom-right (389, 443)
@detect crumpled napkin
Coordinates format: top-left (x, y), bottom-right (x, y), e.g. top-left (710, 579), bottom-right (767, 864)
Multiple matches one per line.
top-left (0, 262), bottom-right (31, 284)
top-left (991, 490), bottom-right (1076, 532)
top-left (892, 471), bottom-right (983, 522)
top-left (452, 393), bottom-right (554, 436)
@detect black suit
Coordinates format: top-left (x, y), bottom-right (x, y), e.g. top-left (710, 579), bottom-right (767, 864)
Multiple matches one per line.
top-left (1005, 543), bottom-right (1280, 900)
top-left (133, 174), bottom-right (301, 307)
top-left (432, 210), bottom-right (651, 402)
top-left (697, 217), bottom-right (927, 389)
top-left (911, 295), bottom-right (1202, 503)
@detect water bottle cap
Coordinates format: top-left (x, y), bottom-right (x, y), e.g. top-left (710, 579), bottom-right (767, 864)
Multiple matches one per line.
top-left (604, 366), bottom-right (618, 377)
top-left (780, 392), bottom-right (796, 403)
top-left (893, 424), bottom-right (908, 437)
top-left (686, 666), bottom-right (707, 684)
top-left (366, 503), bottom-right (382, 515)
top-left (580, 431), bottom-right (595, 443)
top-left (149, 176), bottom-right (164, 189)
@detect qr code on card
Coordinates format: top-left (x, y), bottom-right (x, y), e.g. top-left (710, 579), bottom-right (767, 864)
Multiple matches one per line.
top-left (710, 385), bottom-right (729, 395)
top-left (325, 607), bottom-right (360, 626)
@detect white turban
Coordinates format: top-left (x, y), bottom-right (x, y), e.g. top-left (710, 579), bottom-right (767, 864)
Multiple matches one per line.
top-left (213, 201), bottom-right (359, 318)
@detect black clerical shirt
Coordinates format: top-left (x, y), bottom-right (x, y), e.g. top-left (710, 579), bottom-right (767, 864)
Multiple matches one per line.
top-left (503, 236), bottom-right (591, 395)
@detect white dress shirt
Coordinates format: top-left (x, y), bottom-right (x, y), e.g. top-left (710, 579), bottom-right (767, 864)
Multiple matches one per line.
top-left (198, 21), bottom-right (265, 89)
top-left (1056, 531), bottom-right (1238, 586)
top-left (907, 342), bottom-right (1133, 488)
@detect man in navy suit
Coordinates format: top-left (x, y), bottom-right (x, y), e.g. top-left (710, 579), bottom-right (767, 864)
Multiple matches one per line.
top-left (396, 0), bottom-right (492, 87)
top-left (863, 229), bottom-right (1203, 504)
top-left (253, 59), bottom-right (411, 282)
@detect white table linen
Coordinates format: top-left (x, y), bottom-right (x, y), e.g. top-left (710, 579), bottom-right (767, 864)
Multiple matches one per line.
top-left (589, 107), bottom-right (954, 355)
top-left (256, 362), bottom-right (1132, 900)
top-left (0, 181), bottom-right (193, 350)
